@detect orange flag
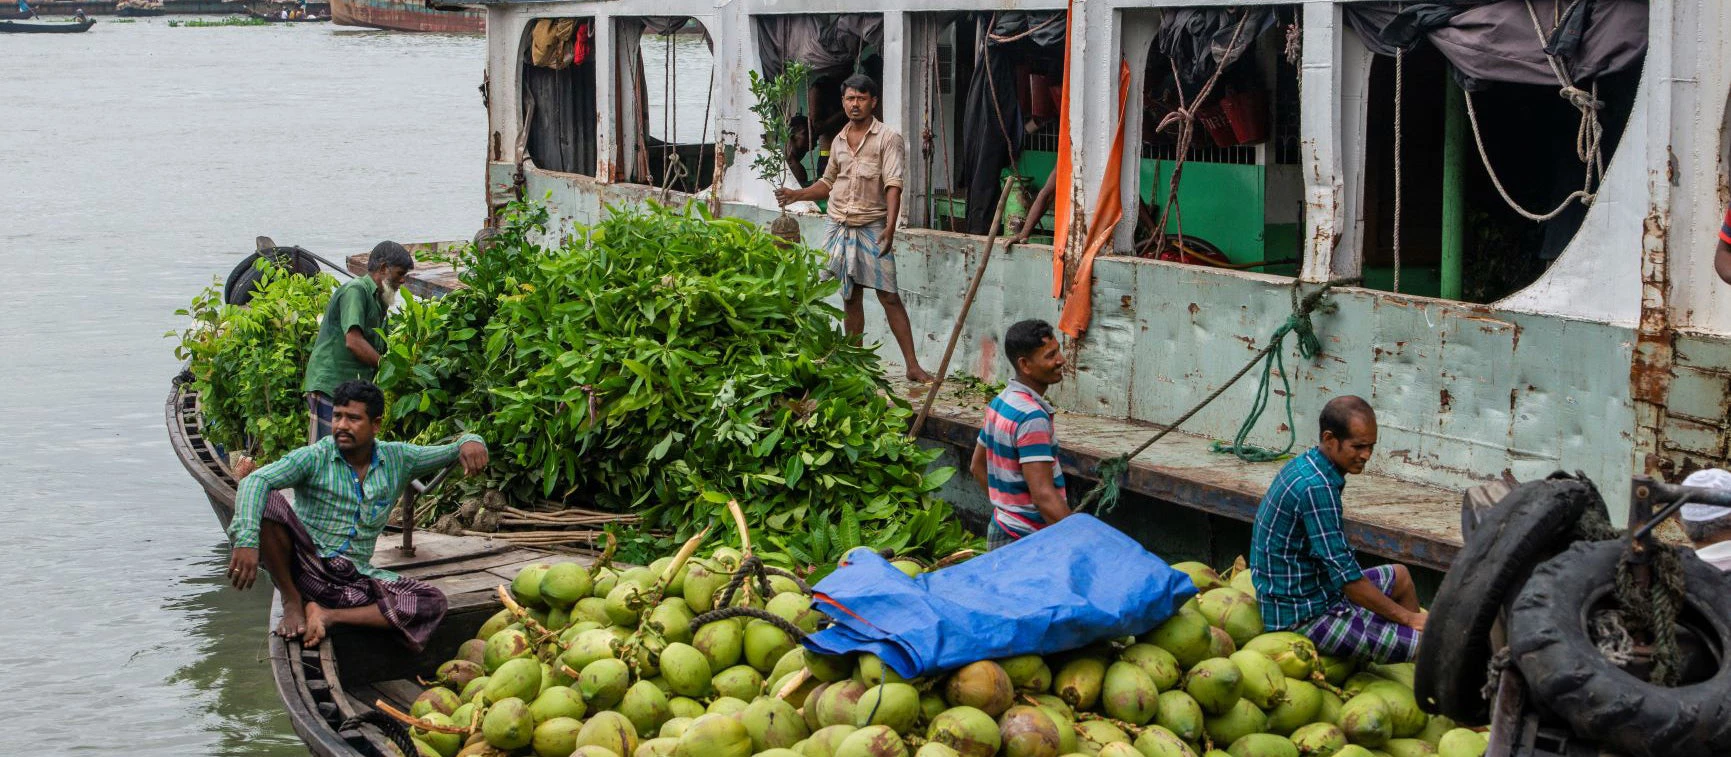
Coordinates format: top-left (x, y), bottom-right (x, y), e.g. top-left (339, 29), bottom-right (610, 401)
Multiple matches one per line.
top-left (1050, 0), bottom-right (1078, 299)
top-left (1055, 59), bottom-right (1132, 337)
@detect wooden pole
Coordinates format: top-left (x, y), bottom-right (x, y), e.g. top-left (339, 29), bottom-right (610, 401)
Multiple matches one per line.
top-left (909, 176), bottom-right (1016, 440)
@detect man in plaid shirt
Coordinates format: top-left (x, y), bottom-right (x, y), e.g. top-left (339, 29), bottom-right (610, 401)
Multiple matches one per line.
top-left (1249, 396), bottom-right (1426, 662)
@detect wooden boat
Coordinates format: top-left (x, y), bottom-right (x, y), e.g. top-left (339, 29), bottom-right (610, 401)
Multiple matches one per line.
top-left (329, 0), bottom-right (480, 33)
top-left (0, 17), bottom-right (93, 30)
top-left (114, 6), bottom-right (160, 14)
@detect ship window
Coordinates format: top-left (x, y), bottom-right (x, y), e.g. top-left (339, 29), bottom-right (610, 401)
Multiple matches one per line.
top-left (520, 17), bottom-right (599, 177)
top-left (905, 12), bottom-right (1066, 237)
top-left (752, 14), bottom-right (885, 199)
top-left (617, 17), bottom-right (717, 193)
top-left (1121, 6), bottom-right (1305, 277)
top-left (1350, 7), bottom-right (1643, 302)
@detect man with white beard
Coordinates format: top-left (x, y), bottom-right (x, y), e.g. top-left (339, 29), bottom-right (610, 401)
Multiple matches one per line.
top-left (301, 241), bottom-right (413, 442)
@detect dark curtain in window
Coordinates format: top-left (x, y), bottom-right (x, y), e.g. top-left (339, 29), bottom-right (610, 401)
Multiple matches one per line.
top-left (523, 59), bottom-right (598, 176)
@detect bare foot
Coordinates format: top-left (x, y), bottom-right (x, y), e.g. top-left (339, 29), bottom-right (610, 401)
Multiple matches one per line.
top-left (276, 599), bottom-right (307, 639)
top-left (302, 602), bottom-right (330, 647)
top-left (906, 367), bottom-right (935, 384)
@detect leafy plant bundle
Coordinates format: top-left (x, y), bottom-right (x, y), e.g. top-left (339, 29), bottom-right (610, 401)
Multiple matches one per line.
top-left (174, 262), bottom-right (337, 463)
top-left (379, 201), bottom-right (978, 570)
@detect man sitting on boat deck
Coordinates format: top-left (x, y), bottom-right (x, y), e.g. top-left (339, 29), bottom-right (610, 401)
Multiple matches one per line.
top-left (970, 319), bottom-right (1070, 549)
top-left (226, 380), bottom-right (489, 651)
top-left (302, 241), bottom-right (412, 442)
top-left (1672, 468), bottom-right (1731, 572)
top-left (1250, 396), bottom-right (1426, 663)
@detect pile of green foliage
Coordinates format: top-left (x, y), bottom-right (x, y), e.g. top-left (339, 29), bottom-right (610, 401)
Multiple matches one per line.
top-left (174, 263), bottom-right (336, 463)
top-left (379, 202), bottom-right (978, 568)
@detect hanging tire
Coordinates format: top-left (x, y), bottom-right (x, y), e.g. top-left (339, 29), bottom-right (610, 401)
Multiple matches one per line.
top-left (223, 247), bottom-right (321, 306)
top-left (1508, 540), bottom-right (1731, 757)
top-left (1413, 474), bottom-right (1606, 723)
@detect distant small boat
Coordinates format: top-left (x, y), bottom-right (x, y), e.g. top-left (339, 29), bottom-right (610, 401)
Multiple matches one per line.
top-left (246, 9), bottom-right (329, 21)
top-left (0, 17), bottom-right (94, 31)
top-left (115, 5), bottom-right (162, 14)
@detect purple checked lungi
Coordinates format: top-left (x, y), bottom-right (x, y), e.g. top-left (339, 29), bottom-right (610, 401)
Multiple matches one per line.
top-left (1293, 564), bottom-right (1421, 663)
top-left (263, 492), bottom-right (446, 652)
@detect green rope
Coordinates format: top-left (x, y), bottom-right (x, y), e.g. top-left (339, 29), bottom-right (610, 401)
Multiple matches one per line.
top-left (1208, 311), bottom-right (1323, 462)
top-left (1080, 280), bottom-right (1350, 516)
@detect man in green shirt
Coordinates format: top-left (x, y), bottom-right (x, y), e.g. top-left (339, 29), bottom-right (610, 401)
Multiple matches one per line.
top-left (302, 241), bottom-right (414, 442)
top-left (227, 380), bottom-right (489, 650)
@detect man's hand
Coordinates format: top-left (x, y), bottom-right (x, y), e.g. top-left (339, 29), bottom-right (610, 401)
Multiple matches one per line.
top-left (773, 187), bottom-right (800, 207)
top-left (229, 547), bottom-right (260, 590)
top-left (880, 228), bottom-right (896, 255)
top-left (1404, 609), bottom-right (1428, 632)
top-left (459, 441), bottom-right (489, 476)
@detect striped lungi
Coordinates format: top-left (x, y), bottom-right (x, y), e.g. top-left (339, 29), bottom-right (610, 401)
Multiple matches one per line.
top-left (1292, 564), bottom-right (1421, 663)
top-left (262, 493), bottom-right (447, 652)
top-left (821, 219), bottom-right (897, 299)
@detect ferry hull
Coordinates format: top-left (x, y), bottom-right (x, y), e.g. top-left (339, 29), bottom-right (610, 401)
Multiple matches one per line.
top-left (330, 0), bottom-right (479, 33)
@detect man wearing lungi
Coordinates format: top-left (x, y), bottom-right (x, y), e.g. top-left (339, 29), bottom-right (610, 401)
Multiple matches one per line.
top-left (302, 241), bottom-right (414, 442)
top-left (1249, 396), bottom-right (1427, 662)
top-left (775, 74), bottom-right (933, 384)
top-left (225, 380), bottom-right (489, 651)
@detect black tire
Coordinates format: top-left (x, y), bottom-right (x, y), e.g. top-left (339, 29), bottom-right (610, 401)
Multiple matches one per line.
top-left (1413, 475), bottom-right (1606, 723)
top-left (223, 247), bottom-right (321, 306)
top-left (1509, 540), bottom-right (1731, 757)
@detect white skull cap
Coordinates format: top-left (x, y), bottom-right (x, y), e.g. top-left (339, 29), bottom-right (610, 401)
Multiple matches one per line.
top-left (1680, 468), bottom-right (1731, 522)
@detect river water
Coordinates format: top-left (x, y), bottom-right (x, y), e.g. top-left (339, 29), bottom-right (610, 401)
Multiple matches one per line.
top-left (3, 17), bottom-right (498, 755)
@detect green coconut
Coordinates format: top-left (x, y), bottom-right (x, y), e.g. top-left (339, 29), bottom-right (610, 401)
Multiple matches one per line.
top-left (856, 653), bottom-right (909, 686)
top-left (459, 676), bottom-right (489, 704)
top-left (455, 639), bottom-right (489, 667)
top-left (1290, 722), bottom-right (1348, 756)
top-left (637, 737), bottom-right (680, 757)
top-left (1207, 626), bottom-right (1238, 658)
top-left (569, 596), bottom-right (608, 625)
top-left (605, 581), bottom-right (646, 627)
top-left (1240, 633), bottom-right (1322, 682)
top-left (539, 562), bottom-right (592, 609)
top-left (1382, 739), bottom-right (1436, 757)
top-left (1202, 699), bottom-right (1268, 749)
top-left (807, 651), bottom-right (855, 683)
top-left (1074, 719), bottom-right (1131, 749)
top-left (1230, 568), bottom-right (1257, 597)
top-left (816, 680), bottom-right (870, 728)
top-left (477, 609), bottom-right (514, 642)
top-left (1053, 657), bottom-right (1107, 712)
top-left (411, 687), bottom-right (460, 718)
top-left (1317, 690), bottom-right (1345, 725)
top-left (927, 706), bottom-right (1002, 757)
top-left (658, 642), bottom-right (712, 697)
top-left (1133, 725), bottom-right (1198, 757)
top-left (806, 725), bottom-right (861, 757)
top-left (1227, 734), bottom-right (1299, 757)
top-left (619, 680), bottom-right (672, 736)
top-left (1197, 589), bottom-right (1264, 647)
top-left (449, 703), bottom-right (478, 734)
top-left (707, 696), bottom-right (750, 716)
top-left (915, 744), bottom-right (963, 757)
top-left (485, 657), bottom-right (545, 704)
top-left (680, 560), bottom-right (728, 613)
top-left (1184, 657), bottom-right (1244, 715)
top-left (712, 664), bottom-right (766, 700)
top-left (512, 563), bottom-right (553, 608)
top-left (742, 694), bottom-right (811, 751)
top-left (529, 716), bottom-right (583, 757)
top-left (658, 717), bottom-right (694, 739)
top-left (578, 657), bottom-right (632, 710)
top-left (1119, 644), bottom-right (1183, 691)
top-left (483, 697), bottom-right (536, 750)
top-left (1330, 748), bottom-right (1375, 757)
top-left (1149, 613), bottom-right (1215, 669)
top-left (1170, 562), bottom-right (1226, 592)
top-left (576, 710), bottom-right (640, 756)
top-left (1359, 682), bottom-right (1427, 738)
top-left (997, 705), bottom-right (1061, 757)
top-left (1435, 729), bottom-right (1486, 757)
top-left (1338, 694), bottom-right (1393, 748)
top-left (646, 600), bottom-right (695, 644)
top-left (1413, 716), bottom-right (1456, 747)
top-left (1100, 661), bottom-right (1159, 726)
top-left (667, 697), bottom-right (705, 719)
top-left (692, 617), bottom-right (744, 670)
top-left (1098, 744), bottom-right (1143, 757)
top-left (670, 713), bottom-right (749, 757)
top-left (946, 660), bottom-right (1016, 716)
top-left (745, 620), bottom-right (798, 674)
top-left (770, 647), bottom-right (809, 686)
top-left (412, 712), bottom-right (462, 757)
top-left (573, 747), bottom-right (624, 757)
top-left (835, 725), bottom-right (909, 757)
top-left (854, 683), bottom-right (921, 733)
top-left (1230, 650), bottom-right (1289, 709)
top-left (529, 685), bottom-right (587, 724)
top-left (1264, 679), bottom-right (1322, 735)
top-left (561, 628), bottom-right (621, 673)
top-left (483, 628), bottom-right (534, 673)
top-left (768, 592), bottom-right (824, 634)
top-left (1341, 674), bottom-right (1384, 700)
top-left (1154, 689), bottom-right (1205, 743)
top-left (999, 655), bottom-right (1047, 690)
top-left (649, 555), bottom-right (688, 595)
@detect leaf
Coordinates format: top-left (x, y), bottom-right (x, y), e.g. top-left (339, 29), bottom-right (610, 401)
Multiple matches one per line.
top-left (920, 466), bottom-right (957, 492)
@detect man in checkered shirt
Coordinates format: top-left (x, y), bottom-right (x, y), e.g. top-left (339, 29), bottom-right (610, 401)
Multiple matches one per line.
top-left (1249, 396), bottom-right (1426, 662)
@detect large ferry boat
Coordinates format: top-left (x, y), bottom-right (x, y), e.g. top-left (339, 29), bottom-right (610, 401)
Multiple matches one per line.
top-left (330, 0), bottom-right (481, 33)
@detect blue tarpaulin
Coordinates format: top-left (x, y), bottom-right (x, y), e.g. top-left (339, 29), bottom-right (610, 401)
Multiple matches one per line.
top-left (803, 514), bottom-right (1198, 678)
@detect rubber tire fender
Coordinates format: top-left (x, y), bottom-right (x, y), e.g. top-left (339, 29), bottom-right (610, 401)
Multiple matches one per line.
top-left (1413, 475), bottom-right (1605, 723)
top-left (223, 247), bottom-right (320, 306)
top-left (1508, 539), bottom-right (1731, 757)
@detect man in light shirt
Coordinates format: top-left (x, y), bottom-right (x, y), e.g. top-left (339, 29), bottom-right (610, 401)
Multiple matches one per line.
top-left (1677, 468), bottom-right (1731, 572)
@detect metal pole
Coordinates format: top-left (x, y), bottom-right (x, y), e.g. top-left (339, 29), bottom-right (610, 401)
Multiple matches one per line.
top-left (1440, 77), bottom-right (1466, 301)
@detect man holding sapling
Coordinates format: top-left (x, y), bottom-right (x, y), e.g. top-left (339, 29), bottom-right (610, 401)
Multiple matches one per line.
top-left (775, 74), bottom-right (933, 384)
top-left (971, 319), bottom-right (1070, 550)
top-left (227, 380), bottom-right (490, 650)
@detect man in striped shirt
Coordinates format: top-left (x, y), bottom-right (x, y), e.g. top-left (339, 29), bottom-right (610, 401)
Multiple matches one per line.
top-left (970, 319), bottom-right (1069, 549)
top-left (227, 380), bottom-right (489, 650)
top-left (1250, 396), bottom-right (1425, 662)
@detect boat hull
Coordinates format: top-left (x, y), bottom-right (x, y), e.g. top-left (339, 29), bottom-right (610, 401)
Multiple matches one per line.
top-left (0, 18), bottom-right (93, 30)
top-left (329, 0), bottom-right (478, 33)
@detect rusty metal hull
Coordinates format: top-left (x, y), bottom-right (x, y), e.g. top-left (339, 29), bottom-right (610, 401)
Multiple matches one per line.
top-left (330, 0), bottom-right (479, 33)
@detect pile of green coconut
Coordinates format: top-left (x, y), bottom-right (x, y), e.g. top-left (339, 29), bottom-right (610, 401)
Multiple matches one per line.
top-left (394, 544), bottom-right (1489, 757)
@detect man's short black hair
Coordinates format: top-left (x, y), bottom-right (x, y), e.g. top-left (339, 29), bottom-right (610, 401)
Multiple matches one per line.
top-left (1319, 395), bottom-right (1375, 442)
top-left (367, 240), bottom-right (415, 273)
top-left (332, 380), bottom-right (386, 420)
top-left (790, 114), bottom-right (810, 132)
top-left (1005, 319), bottom-right (1057, 367)
top-left (841, 73), bottom-right (880, 99)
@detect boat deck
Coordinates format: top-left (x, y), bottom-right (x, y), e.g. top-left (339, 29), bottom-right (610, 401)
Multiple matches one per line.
top-left (353, 251), bottom-right (1463, 571)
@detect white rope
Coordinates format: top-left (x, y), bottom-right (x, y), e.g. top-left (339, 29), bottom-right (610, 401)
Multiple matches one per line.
top-left (1461, 0), bottom-right (1603, 223)
top-left (1393, 47), bottom-right (1404, 294)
